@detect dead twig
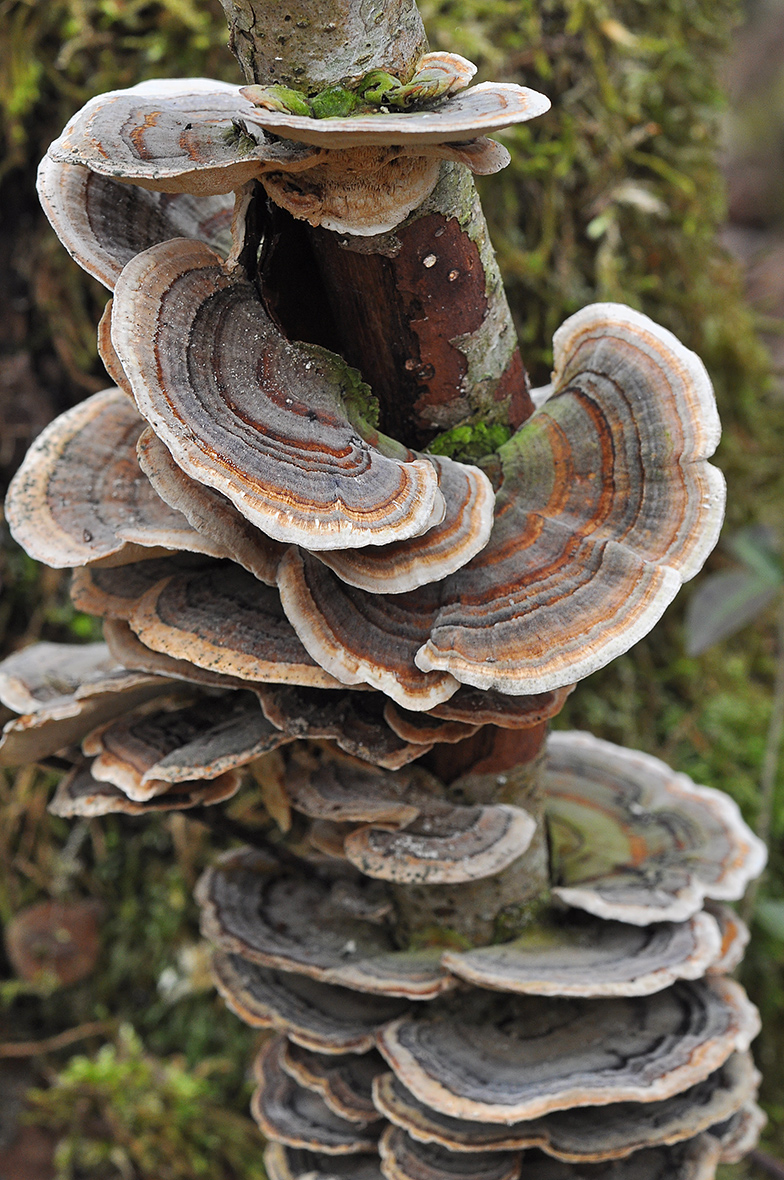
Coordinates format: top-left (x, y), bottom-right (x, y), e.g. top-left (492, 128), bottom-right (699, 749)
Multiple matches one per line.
top-left (0, 1018), bottom-right (115, 1058)
top-left (750, 1149), bottom-right (784, 1180)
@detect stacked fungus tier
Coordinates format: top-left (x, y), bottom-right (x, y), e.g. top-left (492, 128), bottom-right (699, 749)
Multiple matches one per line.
top-left (1, 69), bottom-right (764, 1179)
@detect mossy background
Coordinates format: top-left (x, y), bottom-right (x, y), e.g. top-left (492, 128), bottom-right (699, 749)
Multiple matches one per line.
top-left (0, 0), bottom-right (783, 1176)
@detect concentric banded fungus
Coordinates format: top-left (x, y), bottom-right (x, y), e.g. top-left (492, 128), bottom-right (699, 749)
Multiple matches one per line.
top-left (69, 554), bottom-right (216, 621)
top-left (102, 618), bottom-right (264, 692)
top-left (137, 428), bottom-right (286, 585)
top-left (211, 952), bottom-right (407, 1053)
top-left (382, 705), bottom-right (480, 746)
top-left (282, 1044), bottom-right (385, 1123)
top-left (414, 304), bottom-right (726, 694)
top-left (47, 79), bottom-right (320, 194)
top-left (6, 388), bottom-right (228, 569)
top-left (377, 977), bottom-right (759, 1121)
top-left (277, 553), bottom-right (459, 710)
top-left (428, 687), bottom-right (573, 730)
top-left (372, 1051), bottom-right (760, 1159)
top-left (713, 1103), bottom-right (767, 1164)
top-left (82, 690), bottom-right (287, 797)
top-left (0, 643), bottom-right (170, 767)
top-left (379, 1128), bottom-right (521, 1180)
top-left (545, 732), bottom-right (767, 924)
top-left (49, 758), bottom-right (241, 816)
top-left (37, 155), bottom-right (232, 290)
top-left (282, 760), bottom-right (435, 826)
top-left (196, 849), bottom-right (453, 997)
top-left (265, 1143), bottom-right (384, 1180)
top-left (126, 564), bottom-right (344, 689)
top-left (252, 1038), bottom-right (382, 1152)
top-left (111, 237), bottom-right (444, 549)
top-left (439, 911), bottom-right (723, 997)
top-left (516, 1136), bottom-right (724, 1179)
top-left (312, 457), bottom-right (494, 595)
top-left (257, 686), bottom-right (431, 770)
top-left (239, 81), bottom-right (550, 148)
top-left (705, 905), bottom-right (750, 975)
top-left (343, 802), bottom-right (536, 885)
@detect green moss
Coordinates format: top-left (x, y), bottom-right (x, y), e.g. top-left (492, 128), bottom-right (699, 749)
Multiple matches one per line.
top-left (427, 420), bottom-right (511, 461)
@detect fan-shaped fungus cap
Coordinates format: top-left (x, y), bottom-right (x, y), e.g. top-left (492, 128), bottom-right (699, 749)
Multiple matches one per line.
top-left (517, 1135), bottom-right (724, 1179)
top-left (69, 554), bottom-right (215, 621)
top-left (196, 849), bottom-right (453, 998)
top-left (344, 802), bottom-right (536, 885)
top-left (427, 686), bottom-right (573, 730)
top-left (257, 686), bottom-right (432, 771)
top-left (82, 690), bottom-right (288, 798)
top-left (382, 704), bottom-right (480, 746)
top-left (545, 732), bottom-right (767, 925)
top-left (313, 458), bottom-right (494, 595)
top-left (0, 643), bottom-right (170, 767)
top-left (6, 388), bottom-right (229, 569)
top-left (705, 904), bottom-right (750, 976)
top-left (37, 155), bottom-right (232, 291)
top-left (126, 564), bottom-right (344, 689)
top-left (211, 952), bottom-right (407, 1054)
top-left (240, 79), bottom-right (550, 149)
top-left (137, 428), bottom-right (286, 586)
top-left (102, 618), bottom-right (261, 692)
top-left (377, 977), bottom-right (760, 1122)
top-left (379, 1127), bottom-right (521, 1180)
top-left (372, 1051), bottom-right (760, 1160)
top-left (277, 552), bottom-right (458, 710)
top-left (49, 758), bottom-right (241, 816)
top-left (111, 237), bottom-right (443, 549)
top-left (282, 1044), bottom-right (386, 1125)
top-left (283, 759), bottom-right (434, 827)
top-left (713, 1102), bottom-right (767, 1164)
top-left (440, 911), bottom-right (723, 998)
top-left (252, 1038), bottom-right (383, 1153)
top-left (265, 1143), bottom-right (384, 1180)
top-left (47, 79), bottom-right (320, 195)
top-left (414, 304), bottom-right (726, 694)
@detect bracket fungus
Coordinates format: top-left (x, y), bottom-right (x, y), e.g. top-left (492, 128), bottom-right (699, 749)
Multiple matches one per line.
top-left (6, 0), bottom-right (768, 1175)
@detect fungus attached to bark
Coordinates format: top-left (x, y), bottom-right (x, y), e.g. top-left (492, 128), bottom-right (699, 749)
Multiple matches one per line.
top-left (439, 911), bottom-right (724, 997)
top-left (49, 758), bottom-right (241, 816)
top-left (252, 1038), bottom-right (383, 1153)
top-left (377, 978), bottom-right (759, 1122)
top-left (379, 1127), bottom-right (522, 1180)
top-left (210, 952), bottom-right (407, 1054)
top-left (282, 1043), bottom-right (386, 1124)
top-left (544, 732), bottom-right (767, 925)
top-left (6, 388), bottom-right (228, 569)
top-left (196, 848), bottom-right (453, 998)
top-left (111, 238), bottom-right (444, 549)
top-left (371, 1051), bottom-right (759, 1160)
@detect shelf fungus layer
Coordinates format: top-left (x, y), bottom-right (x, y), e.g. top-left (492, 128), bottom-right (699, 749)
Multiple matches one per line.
top-left (196, 849), bottom-right (453, 998)
top-left (46, 79), bottom-right (321, 195)
top-left (377, 977), bottom-right (760, 1122)
top-left (81, 690), bottom-right (287, 797)
top-left (36, 154), bottom-right (232, 291)
top-left (372, 1051), bottom-right (760, 1159)
top-left (545, 732), bottom-right (767, 925)
top-left (6, 387), bottom-right (228, 569)
top-left (211, 952), bottom-right (408, 1054)
top-left (111, 237), bottom-right (444, 550)
top-left (252, 1038), bottom-right (383, 1153)
top-left (440, 910), bottom-right (723, 997)
top-left (49, 757), bottom-right (241, 816)
top-left (415, 304), bottom-right (726, 694)
top-left (282, 1044), bottom-right (386, 1124)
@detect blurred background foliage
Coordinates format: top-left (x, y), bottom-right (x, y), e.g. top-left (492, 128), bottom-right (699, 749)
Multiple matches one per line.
top-left (0, 0), bottom-right (783, 1177)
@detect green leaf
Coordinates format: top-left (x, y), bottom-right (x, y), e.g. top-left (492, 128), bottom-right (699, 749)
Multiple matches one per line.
top-left (685, 568), bottom-right (780, 655)
top-left (726, 525), bottom-right (783, 584)
top-left (756, 898), bottom-right (784, 942)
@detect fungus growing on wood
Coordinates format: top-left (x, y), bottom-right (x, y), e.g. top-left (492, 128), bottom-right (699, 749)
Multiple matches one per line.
top-left (111, 237), bottom-right (444, 549)
top-left (252, 1037), bottom-right (383, 1153)
top-left (377, 977), bottom-right (759, 1122)
top-left (210, 952), bottom-right (407, 1054)
top-left (544, 732), bottom-right (767, 924)
top-left (371, 1051), bottom-right (760, 1160)
top-left (5, 388), bottom-right (228, 569)
top-left (282, 1043), bottom-right (386, 1123)
top-left (8, 0), bottom-right (769, 1174)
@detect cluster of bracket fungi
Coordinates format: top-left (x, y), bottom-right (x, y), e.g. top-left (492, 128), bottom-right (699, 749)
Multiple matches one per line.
top-left (0, 6), bottom-right (772, 1178)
